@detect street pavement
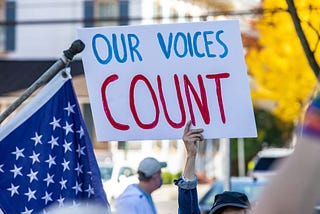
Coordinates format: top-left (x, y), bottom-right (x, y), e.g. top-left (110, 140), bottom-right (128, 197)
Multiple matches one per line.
top-left (109, 183), bottom-right (211, 213)
top-left (154, 183), bottom-right (211, 214)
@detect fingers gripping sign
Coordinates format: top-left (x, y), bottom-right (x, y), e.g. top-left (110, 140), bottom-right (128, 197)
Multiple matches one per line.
top-left (183, 120), bottom-right (204, 156)
top-left (183, 121), bottom-right (204, 142)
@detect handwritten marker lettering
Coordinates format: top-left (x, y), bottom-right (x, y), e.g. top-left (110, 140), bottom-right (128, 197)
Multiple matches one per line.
top-left (156, 30), bottom-right (228, 59)
top-left (92, 33), bottom-right (143, 64)
top-left (100, 73), bottom-right (230, 130)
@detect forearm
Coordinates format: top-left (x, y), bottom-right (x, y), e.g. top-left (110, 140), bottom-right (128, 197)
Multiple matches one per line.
top-left (182, 120), bottom-right (203, 181)
top-left (183, 154), bottom-right (197, 180)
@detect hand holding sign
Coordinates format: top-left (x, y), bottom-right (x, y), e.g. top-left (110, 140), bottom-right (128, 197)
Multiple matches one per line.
top-left (78, 20), bottom-right (256, 141)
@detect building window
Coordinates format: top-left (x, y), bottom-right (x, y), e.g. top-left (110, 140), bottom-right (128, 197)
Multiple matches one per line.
top-left (169, 140), bottom-right (177, 152)
top-left (0, 0), bottom-right (4, 52)
top-left (94, 0), bottom-right (119, 27)
top-left (5, 0), bottom-right (15, 51)
top-left (153, 1), bottom-right (162, 23)
top-left (169, 8), bottom-right (178, 23)
top-left (0, 0), bottom-right (14, 52)
top-left (119, 0), bottom-right (128, 26)
top-left (84, 0), bottom-right (94, 27)
top-left (185, 12), bottom-right (192, 22)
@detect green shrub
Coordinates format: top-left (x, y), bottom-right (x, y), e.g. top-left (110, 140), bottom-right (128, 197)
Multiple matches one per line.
top-left (162, 171), bottom-right (182, 184)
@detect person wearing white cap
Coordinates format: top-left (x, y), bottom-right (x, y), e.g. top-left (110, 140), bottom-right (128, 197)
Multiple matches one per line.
top-left (114, 157), bottom-right (166, 214)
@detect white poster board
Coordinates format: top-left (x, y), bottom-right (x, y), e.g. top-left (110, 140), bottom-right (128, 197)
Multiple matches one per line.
top-left (78, 20), bottom-right (257, 141)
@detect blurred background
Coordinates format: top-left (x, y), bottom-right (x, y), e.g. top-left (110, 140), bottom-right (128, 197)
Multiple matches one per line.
top-left (1, 0), bottom-right (320, 213)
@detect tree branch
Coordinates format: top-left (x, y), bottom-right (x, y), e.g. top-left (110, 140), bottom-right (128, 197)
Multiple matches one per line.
top-left (286, 0), bottom-right (320, 79)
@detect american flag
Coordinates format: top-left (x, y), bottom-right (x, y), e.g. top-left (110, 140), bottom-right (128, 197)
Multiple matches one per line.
top-left (0, 71), bottom-right (110, 213)
top-left (300, 91), bottom-right (320, 138)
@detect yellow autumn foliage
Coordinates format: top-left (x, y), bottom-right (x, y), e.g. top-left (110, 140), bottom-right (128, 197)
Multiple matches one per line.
top-left (246, 0), bottom-right (320, 123)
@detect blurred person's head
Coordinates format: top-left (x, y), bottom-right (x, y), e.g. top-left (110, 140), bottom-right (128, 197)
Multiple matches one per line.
top-left (209, 191), bottom-right (251, 214)
top-left (137, 157), bottom-right (167, 194)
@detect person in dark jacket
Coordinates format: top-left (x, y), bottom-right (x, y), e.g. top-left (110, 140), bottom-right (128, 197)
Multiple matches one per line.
top-left (175, 120), bottom-right (251, 214)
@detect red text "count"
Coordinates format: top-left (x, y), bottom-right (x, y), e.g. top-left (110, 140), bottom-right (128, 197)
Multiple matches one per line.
top-left (101, 72), bottom-right (230, 130)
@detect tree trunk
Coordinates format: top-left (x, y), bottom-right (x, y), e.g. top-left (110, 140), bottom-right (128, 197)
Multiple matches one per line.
top-left (286, 0), bottom-right (320, 79)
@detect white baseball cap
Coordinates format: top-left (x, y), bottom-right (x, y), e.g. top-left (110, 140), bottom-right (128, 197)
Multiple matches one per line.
top-left (138, 157), bottom-right (167, 177)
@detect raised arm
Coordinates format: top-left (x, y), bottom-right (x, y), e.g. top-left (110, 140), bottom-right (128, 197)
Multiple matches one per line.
top-left (182, 120), bottom-right (204, 180)
top-left (175, 120), bottom-right (204, 214)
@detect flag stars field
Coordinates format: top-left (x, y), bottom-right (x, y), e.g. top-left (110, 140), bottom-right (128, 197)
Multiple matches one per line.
top-left (72, 181), bottom-right (83, 195)
top-left (64, 102), bottom-right (75, 116)
top-left (50, 117), bottom-right (61, 130)
top-left (0, 75), bottom-right (109, 213)
top-left (42, 191), bottom-right (53, 204)
top-left (31, 132), bottom-right (42, 145)
top-left (7, 183), bottom-right (19, 196)
top-left (24, 188), bottom-right (37, 201)
top-left (63, 140), bottom-right (72, 153)
top-left (45, 155), bottom-right (56, 168)
top-left (85, 184), bottom-right (94, 197)
top-left (75, 162), bottom-right (84, 176)
top-left (27, 169), bottom-right (38, 183)
top-left (62, 159), bottom-right (70, 171)
top-left (57, 196), bottom-right (65, 207)
top-left (59, 178), bottom-right (68, 190)
top-left (29, 151), bottom-right (40, 164)
top-left (43, 173), bottom-right (55, 187)
top-left (10, 164), bottom-right (23, 178)
top-left (11, 147), bottom-right (25, 160)
top-left (22, 207), bottom-right (33, 214)
top-left (77, 126), bottom-right (84, 139)
top-left (63, 121), bottom-right (74, 135)
top-left (48, 136), bottom-right (59, 149)
top-left (76, 144), bottom-right (86, 158)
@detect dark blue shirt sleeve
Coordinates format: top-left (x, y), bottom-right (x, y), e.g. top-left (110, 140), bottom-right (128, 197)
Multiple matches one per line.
top-left (174, 176), bottom-right (201, 214)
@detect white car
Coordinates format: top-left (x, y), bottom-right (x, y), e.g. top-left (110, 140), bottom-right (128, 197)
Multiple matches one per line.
top-left (249, 147), bottom-right (294, 178)
top-left (98, 162), bottom-right (139, 201)
top-left (199, 176), bottom-right (269, 213)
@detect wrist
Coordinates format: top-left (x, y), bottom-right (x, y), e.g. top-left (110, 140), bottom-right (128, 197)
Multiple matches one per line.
top-left (187, 153), bottom-right (197, 158)
top-left (182, 175), bottom-right (197, 182)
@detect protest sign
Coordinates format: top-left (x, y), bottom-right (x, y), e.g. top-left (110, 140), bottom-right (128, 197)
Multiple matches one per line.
top-left (78, 20), bottom-right (257, 141)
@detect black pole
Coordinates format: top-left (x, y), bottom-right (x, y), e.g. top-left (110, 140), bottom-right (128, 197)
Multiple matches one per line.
top-left (0, 40), bottom-right (85, 124)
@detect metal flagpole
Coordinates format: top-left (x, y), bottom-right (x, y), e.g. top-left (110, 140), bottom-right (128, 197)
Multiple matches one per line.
top-left (237, 138), bottom-right (245, 177)
top-left (0, 40), bottom-right (85, 124)
top-left (221, 138), bottom-right (231, 191)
